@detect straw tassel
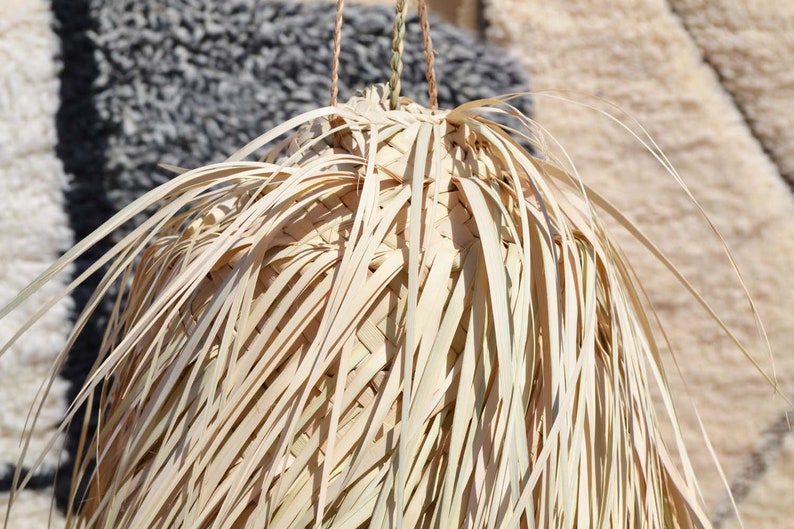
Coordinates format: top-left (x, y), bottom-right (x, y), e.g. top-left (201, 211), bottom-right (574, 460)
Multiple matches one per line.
top-left (22, 85), bottom-right (712, 528)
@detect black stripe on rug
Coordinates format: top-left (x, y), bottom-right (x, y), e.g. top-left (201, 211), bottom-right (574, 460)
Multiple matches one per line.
top-left (51, 0), bottom-right (117, 513)
top-left (0, 466), bottom-right (56, 493)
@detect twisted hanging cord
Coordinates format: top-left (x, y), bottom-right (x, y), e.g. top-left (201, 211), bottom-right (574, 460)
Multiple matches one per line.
top-left (417, 0), bottom-right (438, 109)
top-left (330, 0), bottom-right (345, 106)
top-left (389, 0), bottom-right (410, 110)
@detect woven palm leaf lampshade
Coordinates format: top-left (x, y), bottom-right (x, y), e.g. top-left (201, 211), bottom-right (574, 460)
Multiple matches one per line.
top-left (1, 1), bottom-right (755, 528)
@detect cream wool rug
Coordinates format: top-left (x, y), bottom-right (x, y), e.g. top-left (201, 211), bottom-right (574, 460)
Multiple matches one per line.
top-left (0, 1), bottom-right (71, 527)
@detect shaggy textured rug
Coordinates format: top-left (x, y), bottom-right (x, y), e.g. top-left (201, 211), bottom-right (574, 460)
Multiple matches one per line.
top-left (0, 1), bottom-right (530, 527)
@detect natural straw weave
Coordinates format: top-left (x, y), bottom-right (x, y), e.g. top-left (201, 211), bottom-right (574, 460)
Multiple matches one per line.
top-left (37, 85), bottom-right (713, 528)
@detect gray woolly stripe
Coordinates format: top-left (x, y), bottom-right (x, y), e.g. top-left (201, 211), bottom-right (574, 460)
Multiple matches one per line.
top-left (90, 0), bottom-right (531, 215)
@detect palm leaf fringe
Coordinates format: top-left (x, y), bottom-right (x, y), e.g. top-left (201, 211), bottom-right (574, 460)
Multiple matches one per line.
top-left (2, 85), bottom-right (715, 528)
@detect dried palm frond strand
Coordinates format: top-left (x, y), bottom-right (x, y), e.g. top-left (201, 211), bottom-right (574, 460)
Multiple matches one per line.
top-left (1, 85), bottom-right (723, 528)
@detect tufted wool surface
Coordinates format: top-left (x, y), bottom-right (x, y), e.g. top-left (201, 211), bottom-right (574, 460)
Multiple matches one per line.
top-left (0, 0), bottom-right (72, 522)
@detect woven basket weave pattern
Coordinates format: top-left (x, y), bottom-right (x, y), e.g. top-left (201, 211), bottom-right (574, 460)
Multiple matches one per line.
top-left (69, 87), bottom-right (704, 528)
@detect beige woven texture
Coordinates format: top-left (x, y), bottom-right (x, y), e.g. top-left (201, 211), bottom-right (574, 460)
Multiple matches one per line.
top-left (75, 95), bottom-right (479, 527)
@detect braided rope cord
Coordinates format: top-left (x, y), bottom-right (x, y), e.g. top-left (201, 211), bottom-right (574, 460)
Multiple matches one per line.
top-left (389, 0), bottom-right (410, 110)
top-left (418, 0), bottom-right (438, 109)
top-left (332, 0), bottom-right (438, 111)
top-left (330, 0), bottom-right (344, 106)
